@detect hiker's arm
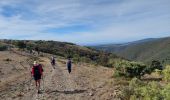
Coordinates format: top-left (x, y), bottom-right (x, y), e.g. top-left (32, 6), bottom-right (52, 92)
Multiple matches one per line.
top-left (39, 65), bottom-right (43, 71)
top-left (31, 67), bottom-right (34, 77)
top-left (41, 67), bottom-right (44, 75)
top-left (41, 64), bottom-right (44, 72)
top-left (40, 64), bottom-right (44, 75)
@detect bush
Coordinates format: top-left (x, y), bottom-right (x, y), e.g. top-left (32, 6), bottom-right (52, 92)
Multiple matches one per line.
top-left (136, 82), bottom-right (162, 99)
top-left (161, 83), bottom-right (170, 99)
top-left (72, 54), bottom-right (80, 63)
top-left (0, 45), bottom-right (7, 51)
top-left (150, 60), bottom-right (163, 70)
top-left (114, 60), bottom-right (164, 78)
top-left (26, 43), bottom-right (34, 51)
top-left (162, 65), bottom-right (170, 82)
top-left (120, 74), bottom-right (170, 100)
top-left (120, 78), bottom-right (163, 100)
top-left (114, 60), bottom-right (146, 78)
top-left (16, 41), bottom-right (26, 49)
top-left (113, 65), bottom-right (170, 100)
top-left (144, 60), bottom-right (163, 74)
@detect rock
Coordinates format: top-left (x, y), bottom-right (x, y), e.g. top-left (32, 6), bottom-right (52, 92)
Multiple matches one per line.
top-left (89, 92), bottom-right (93, 96)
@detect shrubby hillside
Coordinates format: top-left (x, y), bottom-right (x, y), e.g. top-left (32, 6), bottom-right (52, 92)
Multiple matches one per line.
top-left (1, 39), bottom-right (121, 67)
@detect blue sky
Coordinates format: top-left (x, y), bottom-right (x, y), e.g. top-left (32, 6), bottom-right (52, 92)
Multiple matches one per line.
top-left (0, 0), bottom-right (170, 45)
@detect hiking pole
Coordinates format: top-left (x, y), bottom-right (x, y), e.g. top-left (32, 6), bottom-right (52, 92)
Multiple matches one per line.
top-left (41, 74), bottom-right (45, 91)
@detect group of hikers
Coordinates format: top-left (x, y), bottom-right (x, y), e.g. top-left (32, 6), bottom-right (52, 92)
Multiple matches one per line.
top-left (31, 57), bottom-right (72, 93)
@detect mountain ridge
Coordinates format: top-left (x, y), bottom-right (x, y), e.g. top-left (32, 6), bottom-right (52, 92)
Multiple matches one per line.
top-left (92, 37), bottom-right (170, 65)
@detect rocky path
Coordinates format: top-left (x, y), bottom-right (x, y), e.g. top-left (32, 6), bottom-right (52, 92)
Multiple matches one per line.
top-left (0, 51), bottom-right (115, 100)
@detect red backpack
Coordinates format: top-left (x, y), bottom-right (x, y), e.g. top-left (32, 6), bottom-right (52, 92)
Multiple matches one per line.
top-left (32, 64), bottom-right (43, 76)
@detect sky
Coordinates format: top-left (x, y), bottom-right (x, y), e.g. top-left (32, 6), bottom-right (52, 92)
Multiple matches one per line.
top-left (0, 0), bottom-right (170, 45)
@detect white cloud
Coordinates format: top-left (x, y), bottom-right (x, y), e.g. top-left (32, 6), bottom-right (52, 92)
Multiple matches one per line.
top-left (0, 0), bottom-right (170, 45)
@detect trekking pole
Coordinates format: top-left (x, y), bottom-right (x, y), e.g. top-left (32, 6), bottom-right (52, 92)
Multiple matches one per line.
top-left (28, 72), bottom-right (33, 90)
top-left (42, 74), bottom-right (45, 91)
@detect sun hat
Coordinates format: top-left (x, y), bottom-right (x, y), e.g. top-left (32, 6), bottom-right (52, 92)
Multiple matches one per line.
top-left (33, 61), bottom-right (37, 65)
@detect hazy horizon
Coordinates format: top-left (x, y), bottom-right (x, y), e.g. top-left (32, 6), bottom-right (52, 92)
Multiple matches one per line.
top-left (0, 0), bottom-right (170, 45)
top-left (1, 36), bottom-right (170, 46)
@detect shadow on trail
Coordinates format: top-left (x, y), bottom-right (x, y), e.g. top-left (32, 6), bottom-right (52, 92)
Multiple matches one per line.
top-left (141, 77), bottom-right (162, 81)
top-left (47, 89), bottom-right (87, 94)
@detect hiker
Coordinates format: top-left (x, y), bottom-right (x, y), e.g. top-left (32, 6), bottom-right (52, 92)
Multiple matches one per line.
top-left (51, 56), bottom-right (56, 69)
top-left (31, 61), bottom-right (43, 93)
top-left (67, 58), bottom-right (72, 73)
top-left (29, 49), bottom-right (33, 54)
top-left (51, 56), bottom-right (55, 65)
top-left (35, 47), bottom-right (40, 55)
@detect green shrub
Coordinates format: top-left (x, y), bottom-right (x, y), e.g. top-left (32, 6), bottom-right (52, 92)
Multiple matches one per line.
top-left (114, 60), bottom-right (146, 78)
top-left (161, 83), bottom-right (170, 99)
top-left (113, 64), bottom-right (168, 100)
top-left (120, 76), bottom-right (170, 100)
top-left (143, 60), bottom-right (163, 75)
top-left (162, 65), bottom-right (170, 82)
top-left (0, 44), bottom-right (7, 51)
top-left (114, 60), bottom-right (164, 78)
top-left (150, 60), bottom-right (163, 70)
top-left (72, 54), bottom-right (80, 63)
top-left (120, 78), bottom-right (163, 100)
top-left (16, 41), bottom-right (26, 49)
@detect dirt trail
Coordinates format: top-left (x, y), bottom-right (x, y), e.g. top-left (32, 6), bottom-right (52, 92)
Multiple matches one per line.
top-left (0, 51), bottom-right (115, 100)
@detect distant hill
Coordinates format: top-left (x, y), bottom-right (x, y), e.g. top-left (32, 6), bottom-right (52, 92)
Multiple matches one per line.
top-left (92, 37), bottom-right (170, 65)
top-left (0, 39), bottom-right (121, 67)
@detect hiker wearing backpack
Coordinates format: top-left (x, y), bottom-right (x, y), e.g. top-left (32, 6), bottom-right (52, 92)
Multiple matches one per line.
top-left (51, 56), bottom-right (55, 65)
top-left (31, 61), bottom-right (43, 93)
top-left (67, 58), bottom-right (72, 73)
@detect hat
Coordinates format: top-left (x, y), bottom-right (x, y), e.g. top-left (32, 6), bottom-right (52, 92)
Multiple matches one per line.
top-left (33, 61), bottom-right (37, 65)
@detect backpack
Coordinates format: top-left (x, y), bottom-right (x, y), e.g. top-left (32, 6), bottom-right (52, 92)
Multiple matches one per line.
top-left (33, 64), bottom-right (41, 76)
top-left (52, 59), bottom-right (55, 65)
top-left (67, 60), bottom-right (72, 68)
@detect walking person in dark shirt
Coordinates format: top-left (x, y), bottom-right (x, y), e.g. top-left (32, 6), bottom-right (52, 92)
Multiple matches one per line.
top-left (67, 58), bottom-right (72, 74)
top-left (51, 56), bottom-right (56, 69)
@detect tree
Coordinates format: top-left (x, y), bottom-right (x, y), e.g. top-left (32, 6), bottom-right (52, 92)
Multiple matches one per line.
top-left (150, 60), bottom-right (163, 70)
top-left (16, 41), bottom-right (26, 49)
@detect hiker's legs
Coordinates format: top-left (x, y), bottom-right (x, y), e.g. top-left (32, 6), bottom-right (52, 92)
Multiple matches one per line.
top-left (35, 80), bottom-right (41, 93)
top-left (35, 80), bottom-right (38, 87)
top-left (53, 61), bottom-right (55, 65)
top-left (52, 61), bottom-right (56, 69)
top-left (35, 80), bottom-right (39, 91)
top-left (35, 79), bottom-right (40, 91)
top-left (68, 67), bottom-right (71, 73)
top-left (37, 80), bottom-right (41, 90)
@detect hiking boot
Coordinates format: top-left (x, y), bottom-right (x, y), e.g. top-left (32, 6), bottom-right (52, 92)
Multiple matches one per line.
top-left (37, 90), bottom-right (41, 94)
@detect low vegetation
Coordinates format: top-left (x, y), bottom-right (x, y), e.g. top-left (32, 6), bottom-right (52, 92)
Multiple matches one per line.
top-left (0, 43), bottom-right (7, 51)
top-left (113, 65), bottom-right (170, 100)
top-left (113, 59), bottom-right (163, 78)
top-left (1, 40), bottom-right (121, 67)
